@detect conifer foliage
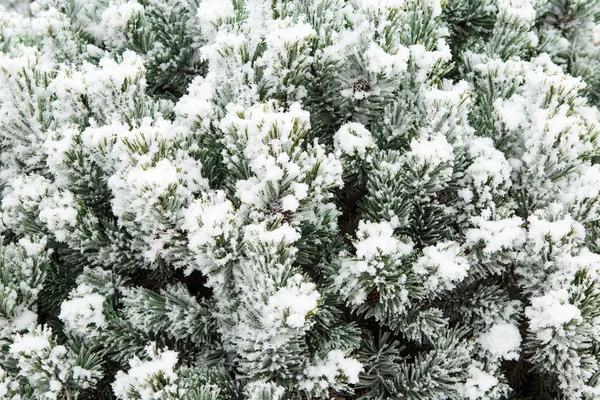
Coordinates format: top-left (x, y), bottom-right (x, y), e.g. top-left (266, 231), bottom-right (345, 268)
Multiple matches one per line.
top-left (1, 0), bottom-right (600, 398)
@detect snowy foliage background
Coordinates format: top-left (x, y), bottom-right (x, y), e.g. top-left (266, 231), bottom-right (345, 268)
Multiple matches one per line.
top-left (0, 0), bottom-right (600, 399)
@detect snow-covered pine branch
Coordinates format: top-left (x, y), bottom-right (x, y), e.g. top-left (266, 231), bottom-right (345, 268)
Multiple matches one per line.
top-left (1, 0), bottom-right (600, 399)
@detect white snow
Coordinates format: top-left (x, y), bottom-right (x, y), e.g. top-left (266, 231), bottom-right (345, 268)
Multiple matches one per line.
top-left (245, 381), bottom-right (286, 400)
top-left (301, 350), bottom-right (363, 391)
top-left (196, 0), bottom-right (235, 29)
top-left (264, 21), bottom-right (315, 54)
top-left (497, 0), bottom-right (537, 25)
top-left (365, 43), bottom-right (410, 77)
top-left (59, 284), bottom-right (107, 334)
top-left (10, 331), bottom-right (50, 356)
top-left (414, 241), bottom-right (470, 290)
top-left (101, 1), bottom-right (145, 50)
top-left (353, 0), bottom-right (407, 10)
top-left (460, 365), bottom-right (499, 400)
top-left (593, 25), bottom-right (600, 46)
top-left (466, 137), bottom-right (512, 206)
top-left (410, 40), bottom-right (452, 80)
top-left (113, 343), bottom-right (179, 400)
top-left (527, 213), bottom-right (585, 254)
top-left (479, 322), bottom-right (522, 360)
top-left (409, 133), bottom-right (454, 166)
top-left (466, 216), bottom-right (526, 254)
top-left (264, 274), bottom-right (320, 329)
top-left (334, 122), bottom-right (376, 158)
top-left (244, 222), bottom-right (301, 247)
top-left (291, 182), bottom-right (309, 201)
top-left (354, 220), bottom-right (413, 261)
top-left (526, 289), bottom-right (582, 339)
top-left (13, 309), bottom-right (38, 331)
top-left (494, 95), bottom-right (528, 130)
top-left (0, 367), bottom-right (11, 398)
top-left (2, 174), bottom-right (52, 212)
top-left (407, 132), bottom-right (455, 190)
top-left (280, 194), bottom-right (300, 212)
top-left (458, 188), bottom-right (474, 203)
top-left (38, 191), bottom-right (79, 242)
top-left (183, 190), bottom-right (238, 271)
top-left (2, 0), bottom-right (600, 397)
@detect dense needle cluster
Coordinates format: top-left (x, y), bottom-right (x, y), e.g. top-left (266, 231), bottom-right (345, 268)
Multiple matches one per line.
top-left (1, 0), bottom-right (600, 399)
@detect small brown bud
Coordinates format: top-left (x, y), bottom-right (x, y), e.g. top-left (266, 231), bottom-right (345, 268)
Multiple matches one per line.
top-left (367, 289), bottom-right (380, 306)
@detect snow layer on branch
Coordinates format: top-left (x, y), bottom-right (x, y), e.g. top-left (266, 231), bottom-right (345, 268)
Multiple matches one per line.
top-left (407, 133), bottom-right (455, 192)
top-left (183, 190), bottom-right (239, 274)
top-left (460, 365), bottom-right (500, 400)
top-left (4, 0), bottom-right (600, 398)
top-left (414, 241), bottom-right (470, 291)
top-left (197, 0), bottom-right (235, 32)
top-left (10, 329), bottom-right (51, 356)
top-left (1, 174), bottom-right (54, 235)
top-left (301, 350), bottom-right (363, 395)
top-left (526, 289), bottom-right (582, 341)
top-left (258, 19), bottom-right (315, 101)
top-left (354, 220), bottom-right (413, 261)
top-left (50, 51), bottom-right (147, 127)
top-left (466, 216), bottom-right (526, 254)
top-left (478, 322), bottom-right (521, 360)
top-left (0, 236), bottom-right (48, 341)
top-left (221, 101), bottom-right (343, 217)
top-left (352, 0), bottom-right (407, 11)
top-left (334, 122), bottom-right (376, 159)
top-left (335, 220), bottom-right (413, 308)
top-left (245, 381), bottom-right (285, 400)
top-left (526, 213), bottom-right (585, 256)
top-left (244, 222), bottom-right (301, 247)
top-left (365, 43), bottom-right (410, 77)
top-left (9, 325), bottom-right (102, 397)
top-left (466, 137), bottom-right (512, 208)
top-left (101, 0), bottom-right (144, 50)
top-left (264, 274), bottom-right (320, 329)
top-left (113, 343), bottom-right (180, 400)
top-left (59, 283), bottom-right (107, 335)
top-left (497, 0), bottom-right (537, 25)
top-left (38, 190), bottom-right (79, 242)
